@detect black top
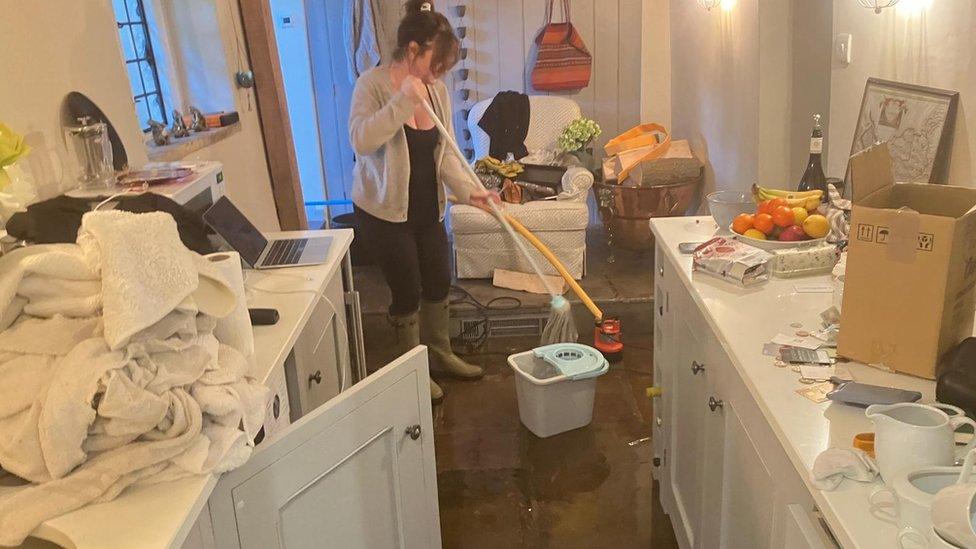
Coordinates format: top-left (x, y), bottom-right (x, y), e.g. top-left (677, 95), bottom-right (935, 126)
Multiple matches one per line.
top-left (396, 85), bottom-right (440, 226)
top-left (405, 122), bottom-right (440, 225)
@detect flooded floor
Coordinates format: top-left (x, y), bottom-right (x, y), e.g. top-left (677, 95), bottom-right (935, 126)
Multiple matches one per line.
top-left (431, 335), bottom-right (678, 548)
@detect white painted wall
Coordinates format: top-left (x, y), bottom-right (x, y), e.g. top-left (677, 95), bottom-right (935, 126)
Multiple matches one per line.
top-left (642, 0), bottom-right (672, 128)
top-left (828, 0), bottom-right (975, 186)
top-left (668, 0), bottom-right (831, 197)
top-left (0, 0), bottom-right (280, 230)
top-left (271, 0), bottom-right (328, 226)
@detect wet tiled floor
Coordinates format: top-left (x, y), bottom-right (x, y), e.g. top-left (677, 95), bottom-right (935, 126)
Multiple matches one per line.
top-left (358, 225), bottom-right (676, 547)
top-left (430, 335), bottom-right (678, 549)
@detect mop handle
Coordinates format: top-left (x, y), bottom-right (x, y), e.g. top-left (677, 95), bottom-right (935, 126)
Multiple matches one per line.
top-left (421, 100), bottom-right (561, 299)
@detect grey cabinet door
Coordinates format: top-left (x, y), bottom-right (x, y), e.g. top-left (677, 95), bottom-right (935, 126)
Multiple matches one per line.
top-left (209, 346), bottom-right (439, 549)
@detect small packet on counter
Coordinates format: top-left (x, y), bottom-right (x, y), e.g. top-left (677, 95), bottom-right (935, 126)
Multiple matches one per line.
top-left (692, 237), bottom-right (772, 287)
top-left (771, 243), bottom-right (841, 278)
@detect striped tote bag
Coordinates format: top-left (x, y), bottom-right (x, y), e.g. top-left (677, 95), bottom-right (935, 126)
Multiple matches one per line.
top-left (531, 0), bottom-right (592, 92)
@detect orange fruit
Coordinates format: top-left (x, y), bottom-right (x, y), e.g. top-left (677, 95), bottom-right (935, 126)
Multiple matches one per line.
top-left (768, 197), bottom-right (789, 211)
top-left (743, 229), bottom-right (767, 240)
top-left (803, 214), bottom-right (830, 239)
top-left (772, 205), bottom-right (795, 228)
top-left (754, 213), bottom-right (775, 235)
top-left (757, 200), bottom-right (774, 215)
top-left (732, 213), bottom-right (755, 234)
top-left (791, 206), bottom-right (809, 225)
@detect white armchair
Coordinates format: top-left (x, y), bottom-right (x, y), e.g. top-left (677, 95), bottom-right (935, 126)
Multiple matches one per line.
top-left (450, 96), bottom-right (593, 279)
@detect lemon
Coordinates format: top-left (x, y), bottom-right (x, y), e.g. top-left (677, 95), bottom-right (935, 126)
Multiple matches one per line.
top-left (743, 229), bottom-right (767, 240)
top-left (791, 207), bottom-right (809, 225)
top-left (803, 215), bottom-right (829, 239)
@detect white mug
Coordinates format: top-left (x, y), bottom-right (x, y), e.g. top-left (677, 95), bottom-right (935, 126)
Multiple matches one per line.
top-left (871, 463), bottom-right (974, 540)
top-left (898, 526), bottom-right (963, 548)
top-left (931, 450), bottom-right (976, 548)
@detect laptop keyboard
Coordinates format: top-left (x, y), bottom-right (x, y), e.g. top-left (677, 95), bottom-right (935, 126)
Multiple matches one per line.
top-left (264, 239), bottom-right (307, 266)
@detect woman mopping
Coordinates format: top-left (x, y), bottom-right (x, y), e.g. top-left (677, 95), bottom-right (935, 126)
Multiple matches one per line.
top-left (349, 0), bottom-right (497, 403)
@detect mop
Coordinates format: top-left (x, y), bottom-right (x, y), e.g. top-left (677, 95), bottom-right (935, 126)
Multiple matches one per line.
top-left (422, 100), bottom-right (578, 345)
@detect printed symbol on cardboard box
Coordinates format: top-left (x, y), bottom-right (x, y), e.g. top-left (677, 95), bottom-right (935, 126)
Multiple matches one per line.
top-left (877, 227), bottom-right (890, 244)
top-left (917, 233), bottom-right (935, 252)
top-left (857, 224), bottom-right (875, 242)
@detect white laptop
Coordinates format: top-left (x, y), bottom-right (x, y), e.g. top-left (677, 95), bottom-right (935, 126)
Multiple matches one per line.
top-left (204, 196), bottom-right (332, 269)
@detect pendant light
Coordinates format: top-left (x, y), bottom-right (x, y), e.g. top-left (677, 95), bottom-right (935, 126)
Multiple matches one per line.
top-left (857, 0), bottom-right (899, 13)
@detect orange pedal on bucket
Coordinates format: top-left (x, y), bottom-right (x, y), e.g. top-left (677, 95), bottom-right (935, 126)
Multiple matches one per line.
top-left (594, 318), bottom-right (624, 362)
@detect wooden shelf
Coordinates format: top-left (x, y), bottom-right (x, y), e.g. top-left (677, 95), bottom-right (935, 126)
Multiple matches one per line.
top-left (145, 123), bottom-right (241, 162)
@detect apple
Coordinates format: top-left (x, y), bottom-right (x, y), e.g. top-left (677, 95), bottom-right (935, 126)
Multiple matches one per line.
top-left (778, 225), bottom-right (807, 242)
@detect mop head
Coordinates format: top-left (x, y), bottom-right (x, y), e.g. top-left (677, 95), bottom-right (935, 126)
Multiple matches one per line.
top-left (541, 295), bottom-right (578, 345)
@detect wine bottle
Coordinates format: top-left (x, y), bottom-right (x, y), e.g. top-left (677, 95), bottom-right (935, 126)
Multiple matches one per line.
top-left (798, 114), bottom-right (827, 200)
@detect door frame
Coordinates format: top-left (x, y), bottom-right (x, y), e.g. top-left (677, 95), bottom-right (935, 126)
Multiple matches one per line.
top-left (237, 0), bottom-right (308, 230)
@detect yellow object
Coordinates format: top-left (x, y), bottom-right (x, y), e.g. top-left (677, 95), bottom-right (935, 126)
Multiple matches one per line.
top-left (803, 214), bottom-right (830, 239)
top-left (503, 214), bottom-right (604, 322)
top-left (791, 207), bottom-right (809, 225)
top-left (853, 432), bottom-right (875, 458)
top-left (646, 386), bottom-right (663, 399)
top-left (743, 228), bottom-right (767, 240)
top-left (603, 123), bottom-right (672, 181)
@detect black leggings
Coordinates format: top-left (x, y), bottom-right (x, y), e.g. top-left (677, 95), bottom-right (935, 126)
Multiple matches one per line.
top-left (355, 206), bottom-right (451, 316)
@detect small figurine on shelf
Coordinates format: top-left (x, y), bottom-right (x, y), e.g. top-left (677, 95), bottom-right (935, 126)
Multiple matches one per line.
top-left (187, 106), bottom-right (207, 132)
top-left (148, 120), bottom-right (171, 146)
top-left (170, 109), bottom-right (190, 138)
top-left (558, 117), bottom-right (602, 172)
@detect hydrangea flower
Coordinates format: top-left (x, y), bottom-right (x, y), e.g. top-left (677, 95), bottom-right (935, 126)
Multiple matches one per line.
top-left (558, 117), bottom-right (602, 153)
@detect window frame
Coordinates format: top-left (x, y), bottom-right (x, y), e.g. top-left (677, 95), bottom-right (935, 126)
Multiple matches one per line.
top-left (115, 0), bottom-right (168, 131)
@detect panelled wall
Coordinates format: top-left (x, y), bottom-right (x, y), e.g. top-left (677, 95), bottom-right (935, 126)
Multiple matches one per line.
top-left (435, 0), bottom-right (645, 155)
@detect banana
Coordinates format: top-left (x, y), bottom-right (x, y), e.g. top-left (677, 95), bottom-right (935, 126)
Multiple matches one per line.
top-left (753, 184), bottom-right (822, 201)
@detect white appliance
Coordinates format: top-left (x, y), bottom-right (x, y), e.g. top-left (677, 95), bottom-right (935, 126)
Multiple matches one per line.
top-left (67, 161), bottom-right (225, 214)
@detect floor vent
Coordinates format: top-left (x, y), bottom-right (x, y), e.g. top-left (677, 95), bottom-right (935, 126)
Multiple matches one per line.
top-left (453, 311), bottom-right (548, 343)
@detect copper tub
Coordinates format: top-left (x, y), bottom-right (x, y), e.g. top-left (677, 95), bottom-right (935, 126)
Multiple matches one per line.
top-left (593, 173), bottom-right (703, 250)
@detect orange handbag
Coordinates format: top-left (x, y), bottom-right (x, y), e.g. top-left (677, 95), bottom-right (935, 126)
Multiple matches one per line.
top-left (531, 0), bottom-right (592, 92)
top-left (603, 123), bottom-right (672, 182)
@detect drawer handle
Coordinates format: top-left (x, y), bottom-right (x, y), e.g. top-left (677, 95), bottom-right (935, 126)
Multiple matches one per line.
top-left (405, 424), bottom-right (422, 440)
top-left (691, 361), bottom-right (705, 375)
top-left (309, 370), bottom-right (323, 385)
top-left (708, 396), bottom-right (724, 412)
top-left (658, 305), bottom-right (664, 317)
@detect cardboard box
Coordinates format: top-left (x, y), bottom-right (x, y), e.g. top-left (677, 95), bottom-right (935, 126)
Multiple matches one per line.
top-left (838, 144), bottom-right (976, 379)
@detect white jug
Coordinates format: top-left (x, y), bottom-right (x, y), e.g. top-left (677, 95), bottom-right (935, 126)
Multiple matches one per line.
top-left (866, 402), bottom-right (976, 482)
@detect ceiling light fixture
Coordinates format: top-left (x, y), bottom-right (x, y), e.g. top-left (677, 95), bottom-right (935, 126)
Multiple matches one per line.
top-left (857, 0), bottom-right (900, 14)
top-left (697, 0), bottom-right (722, 10)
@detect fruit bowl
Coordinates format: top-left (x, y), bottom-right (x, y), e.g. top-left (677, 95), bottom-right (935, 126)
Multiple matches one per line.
top-left (728, 223), bottom-right (826, 251)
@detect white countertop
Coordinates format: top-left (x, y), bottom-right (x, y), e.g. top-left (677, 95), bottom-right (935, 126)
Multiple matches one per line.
top-left (24, 229), bottom-right (354, 549)
top-left (651, 217), bottom-right (937, 549)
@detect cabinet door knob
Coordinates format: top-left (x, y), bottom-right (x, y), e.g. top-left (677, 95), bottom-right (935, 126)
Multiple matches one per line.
top-left (658, 266), bottom-right (664, 277)
top-left (308, 370), bottom-right (322, 385)
top-left (708, 396), bottom-right (724, 412)
top-left (691, 361), bottom-right (705, 375)
top-left (405, 424), bottom-right (422, 440)
top-left (658, 305), bottom-right (664, 317)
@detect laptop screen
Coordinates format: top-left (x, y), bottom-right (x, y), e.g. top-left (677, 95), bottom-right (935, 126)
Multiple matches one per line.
top-left (203, 196), bottom-right (268, 266)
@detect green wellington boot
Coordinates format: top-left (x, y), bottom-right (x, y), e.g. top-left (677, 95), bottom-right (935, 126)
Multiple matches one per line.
top-left (392, 311), bottom-right (443, 403)
top-left (420, 299), bottom-right (485, 380)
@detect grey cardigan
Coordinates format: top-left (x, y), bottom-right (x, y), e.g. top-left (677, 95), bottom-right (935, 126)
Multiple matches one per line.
top-left (349, 66), bottom-right (472, 223)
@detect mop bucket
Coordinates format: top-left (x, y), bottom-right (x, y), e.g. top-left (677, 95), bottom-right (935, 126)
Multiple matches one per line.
top-left (508, 344), bottom-right (609, 438)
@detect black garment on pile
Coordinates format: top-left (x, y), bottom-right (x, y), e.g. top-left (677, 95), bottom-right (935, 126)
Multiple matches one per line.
top-left (477, 91), bottom-right (530, 160)
top-left (5, 193), bottom-right (215, 254)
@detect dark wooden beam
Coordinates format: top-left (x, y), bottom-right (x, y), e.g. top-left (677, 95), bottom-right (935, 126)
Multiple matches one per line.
top-left (237, 0), bottom-right (308, 230)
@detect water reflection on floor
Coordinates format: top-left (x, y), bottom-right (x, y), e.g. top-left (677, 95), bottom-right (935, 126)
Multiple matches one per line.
top-left (432, 336), bottom-right (678, 548)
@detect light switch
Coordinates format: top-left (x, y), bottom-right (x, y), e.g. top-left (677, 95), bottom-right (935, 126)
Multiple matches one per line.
top-left (834, 33), bottom-right (852, 66)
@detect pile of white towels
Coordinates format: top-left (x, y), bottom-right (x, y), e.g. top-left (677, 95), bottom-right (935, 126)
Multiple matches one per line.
top-left (0, 210), bottom-right (267, 546)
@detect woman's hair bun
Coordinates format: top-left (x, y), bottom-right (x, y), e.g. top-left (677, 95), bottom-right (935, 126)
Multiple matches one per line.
top-left (404, 0), bottom-right (434, 14)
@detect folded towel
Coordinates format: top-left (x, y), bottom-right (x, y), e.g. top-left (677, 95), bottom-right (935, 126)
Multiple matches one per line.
top-left (811, 447), bottom-right (879, 490)
top-left (0, 245), bottom-right (96, 330)
top-left (558, 167), bottom-right (595, 202)
top-left (77, 211), bottom-right (234, 350)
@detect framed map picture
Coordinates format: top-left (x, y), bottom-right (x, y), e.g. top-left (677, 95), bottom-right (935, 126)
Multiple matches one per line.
top-left (849, 78), bottom-right (959, 184)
